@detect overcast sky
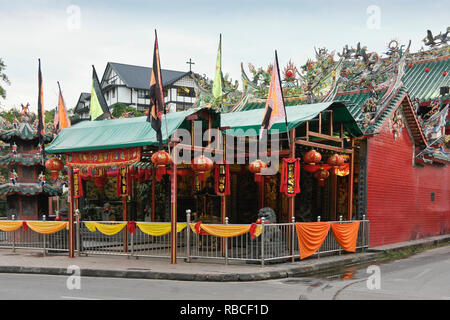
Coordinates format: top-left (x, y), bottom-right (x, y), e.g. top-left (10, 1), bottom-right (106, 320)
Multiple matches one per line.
top-left (0, 0), bottom-right (448, 113)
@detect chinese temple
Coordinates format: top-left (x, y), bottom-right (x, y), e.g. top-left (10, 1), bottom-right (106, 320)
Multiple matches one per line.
top-left (0, 105), bottom-right (62, 220)
top-left (45, 28), bottom-right (449, 254)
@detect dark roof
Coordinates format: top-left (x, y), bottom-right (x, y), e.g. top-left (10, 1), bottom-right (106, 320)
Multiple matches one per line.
top-left (105, 62), bottom-right (191, 90)
top-left (74, 92), bottom-right (91, 113)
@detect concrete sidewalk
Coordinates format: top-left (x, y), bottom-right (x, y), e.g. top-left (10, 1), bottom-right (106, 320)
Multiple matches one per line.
top-left (0, 234), bottom-right (448, 282)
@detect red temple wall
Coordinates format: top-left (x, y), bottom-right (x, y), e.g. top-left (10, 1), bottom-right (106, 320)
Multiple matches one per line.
top-left (366, 117), bottom-right (450, 247)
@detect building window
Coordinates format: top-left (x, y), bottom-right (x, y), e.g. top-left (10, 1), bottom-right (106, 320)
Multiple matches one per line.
top-left (105, 91), bottom-right (109, 100)
top-left (138, 90), bottom-right (149, 99)
top-left (176, 86), bottom-right (195, 98)
top-left (111, 88), bottom-right (115, 99)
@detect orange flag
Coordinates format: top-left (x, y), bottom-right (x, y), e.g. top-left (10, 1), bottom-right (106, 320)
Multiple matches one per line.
top-left (54, 81), bottom-right (71, 133)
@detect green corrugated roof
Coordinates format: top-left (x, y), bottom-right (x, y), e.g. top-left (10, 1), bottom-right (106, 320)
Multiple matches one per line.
top-left (403, 56), bottom-right (450, 103)
top-left (221, 102), bottom-right (362, 137)
top-left (46, 109), bottom-right (198, 153)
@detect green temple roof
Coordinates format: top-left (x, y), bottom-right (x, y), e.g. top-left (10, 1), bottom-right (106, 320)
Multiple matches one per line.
top-left (403, 55), bottom-right (450, 104)
top-left (0, 183), bottom-right (62, 196)
top-left (0, 123), bottom-right (53, 143)
top-left (46, 109), bottom-right (198, 153)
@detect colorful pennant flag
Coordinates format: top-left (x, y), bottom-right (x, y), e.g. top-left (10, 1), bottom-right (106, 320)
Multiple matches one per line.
top-left (147, 30), bottom-right (166, 150)
top-left (212, 34), bottom-right (223, 108)
top-left (54, 81), bottom-right (71, 134)
top-left (90, 65), bottom-right (110, 121)
top-left (260, 51), bottom-right (288, 140)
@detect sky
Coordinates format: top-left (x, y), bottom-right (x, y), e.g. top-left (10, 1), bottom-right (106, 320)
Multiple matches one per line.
top-left (0, 0), bottom-right (449, 113)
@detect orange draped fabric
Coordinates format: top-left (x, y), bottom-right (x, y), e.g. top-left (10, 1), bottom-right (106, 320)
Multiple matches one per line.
top-left (26, 221), bottom-right (69, 235)
top-left (0, 221), bottom-right (23, 232)
top-left (295, 222), bottom-right (331, 259)
top-left (330, 221), bottom-right (360, 252)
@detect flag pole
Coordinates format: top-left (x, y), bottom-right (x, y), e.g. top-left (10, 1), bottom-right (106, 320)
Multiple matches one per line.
top-left (275, 50), bottom-right (291, 146)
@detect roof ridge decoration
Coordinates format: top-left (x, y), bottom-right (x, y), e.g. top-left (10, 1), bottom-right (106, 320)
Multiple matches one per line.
top-left (190, 72), bottom-right (241, 112)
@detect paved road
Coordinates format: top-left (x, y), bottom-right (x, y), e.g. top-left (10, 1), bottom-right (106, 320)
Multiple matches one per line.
top-left (0, 245), bottom-right (449, 300)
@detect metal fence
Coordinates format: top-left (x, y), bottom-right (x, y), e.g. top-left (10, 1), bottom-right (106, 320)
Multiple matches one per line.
top-left (0, 214), bottom-right (370, 267)
top-left (0, 221), bottom-right (69, 255)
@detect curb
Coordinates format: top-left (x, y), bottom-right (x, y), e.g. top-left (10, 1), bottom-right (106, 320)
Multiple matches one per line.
top-left (0, 252), bottom-right (383, 282)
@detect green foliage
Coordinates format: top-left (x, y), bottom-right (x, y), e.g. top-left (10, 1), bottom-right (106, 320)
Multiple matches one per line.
top-left (0, 58), bottom-right (11, 100)
top-left (111, 103), bottom-right (144, 118)
top-left (45, 108), bottom-right (56, 123)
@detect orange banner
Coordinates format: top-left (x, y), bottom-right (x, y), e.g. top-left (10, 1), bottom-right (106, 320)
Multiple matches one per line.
top-left (330, 221), bottom-right (360, 252)
top-left (190, 223), bottom-right (262, 238)
top-left (26, 221), bottom-right (69, 235)
top-left (295, 222), bottom-right (331, 259)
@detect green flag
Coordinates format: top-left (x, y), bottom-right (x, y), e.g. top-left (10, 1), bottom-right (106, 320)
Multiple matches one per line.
top-left (90, 65), bottom-right (110, 121)
top-left (212, 34), bottom-right (222, 107)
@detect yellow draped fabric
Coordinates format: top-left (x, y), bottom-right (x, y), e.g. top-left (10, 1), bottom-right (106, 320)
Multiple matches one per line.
top-left (136, 222), bottom-right (187, 236)
top-left (84, 222), bottom-right (126, 236)
top-left (190, 224), bottom-right (262, 238)
top-left (0, 221), bottom-right (23, 232)
top-left (26, 221), bottom-right (69, 235)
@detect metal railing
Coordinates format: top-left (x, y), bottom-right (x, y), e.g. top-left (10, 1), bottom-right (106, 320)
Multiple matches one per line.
top-left (0, 211), bottom-right (370, 267)
top-left (0, 215), bottom-right (69, 255)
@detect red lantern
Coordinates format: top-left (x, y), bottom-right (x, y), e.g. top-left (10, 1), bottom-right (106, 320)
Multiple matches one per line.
top-left (192, 155), bottom-right (213, 181)
top-left (408, 63), bottom-right (413, 68)
top-left (93, 173), bottom-right (107, 191)
top-left (303, 164), bottom-right (319, 173)
top-left (303, 149), bottom-right (322, 165)
top-left (425, 67), bottom-right (430, 73)
top-left (249, 159), bottom-right (268, 182)
top-left (327, 154), bottom-right (345, 168)
top-left (151, 150), bottom-right (172, 181)
top-left (45, 158), bottom-right (64, 180)
top-left (314, 168), bottom-right (330, 187)
top-left (443, 71), bottom-right (447, 77)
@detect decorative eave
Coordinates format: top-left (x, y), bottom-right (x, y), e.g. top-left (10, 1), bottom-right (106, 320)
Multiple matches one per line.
top-left (0, 183), bottom-right (63, 197)
top-left (0, 154), bottom-right (45, 167)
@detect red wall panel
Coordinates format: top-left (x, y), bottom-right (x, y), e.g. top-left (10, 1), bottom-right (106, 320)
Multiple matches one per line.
top-left (367, 116), bottom-right (450, 247)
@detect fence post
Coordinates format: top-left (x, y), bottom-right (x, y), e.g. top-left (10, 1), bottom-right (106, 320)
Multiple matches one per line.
top-left (317, 216), bottom-right (320, 259)
top-left (261, 217), bottom-right (265, 267)
top-left (225, 217), bottom-right (229, 265)
top-left (186, 209), bottom-right (191, 263)
top-left (43, 215), bottom-right (47, 256)
top-left (291, 216), bottom-right (295, 262)
top-left (75, 209), bottom-right (80, 257)
top-left (362, 214), bottom-right (366, 251)
top-left (339, 215), bottom-right (343, 255)
top-left (12, 215), bottom-right (16, 253)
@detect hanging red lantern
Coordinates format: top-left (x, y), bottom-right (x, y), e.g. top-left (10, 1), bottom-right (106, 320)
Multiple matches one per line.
top-left (334, 163), bottom-right (350, 177)
top-left (303, 149), bottom-right (322, 165)
top-left (93, 173), bottom-right (108, 191)
top-left (425, 67), bottom-right (430, 73)
top-left (408, 63), bottom-right (413, 68)
top-left (151, 150), bottom-right (172, 181)
top-left (45, 158), bottom-right (64, 180)
top-left (192, 155), bottom-right (213, 181)
top-left (443, 71), bottom-right (447, 77)
top-left (303, 164), bottom-right (319, 173)
top-left (249, 159), bottom-right (268, 182)
top-left (314, 168), bottom-right (330, 187)
top-left (327, 154), bottom-right (345, 168)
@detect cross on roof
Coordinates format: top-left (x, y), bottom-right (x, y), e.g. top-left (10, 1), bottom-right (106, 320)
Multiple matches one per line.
top-left (186, 58), bottom-right (195, 72)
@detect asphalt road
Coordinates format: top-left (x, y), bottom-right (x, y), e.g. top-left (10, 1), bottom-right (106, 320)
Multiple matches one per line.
top-left (0, 245), bottom-right (449, 300)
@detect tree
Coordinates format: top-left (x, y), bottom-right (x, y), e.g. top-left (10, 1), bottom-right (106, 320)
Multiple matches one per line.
top-left (0, 58), bottom-right (11, 100)
top-left (111, 102), bottom-right (144, 118)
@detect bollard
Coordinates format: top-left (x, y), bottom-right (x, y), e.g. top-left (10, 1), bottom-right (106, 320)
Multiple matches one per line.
top-left (186, 209), bottom-right (191, 263)
top-left (74, 209), bottom-right (80, 256)
top-left (261, 217), bottom-right (265, 267)
top-left (225, 217), bottom-right (229, 265)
